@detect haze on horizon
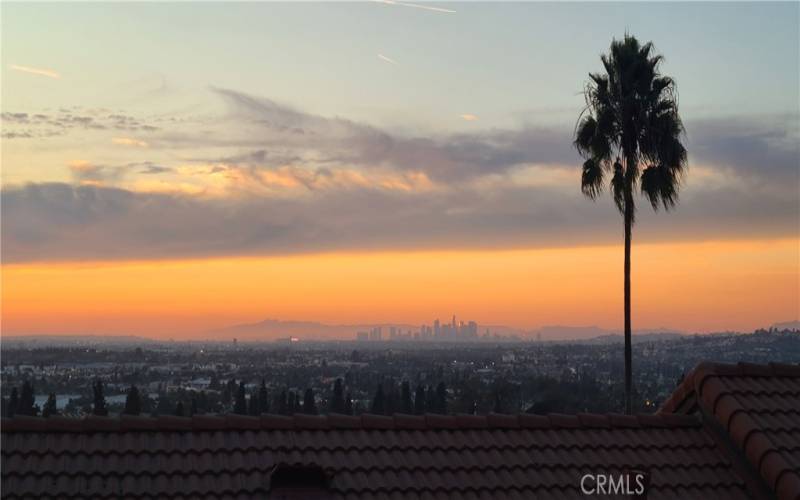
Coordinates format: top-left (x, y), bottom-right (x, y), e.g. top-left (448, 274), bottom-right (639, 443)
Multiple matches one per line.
top-left (1, 2), bottom-right (798, 338)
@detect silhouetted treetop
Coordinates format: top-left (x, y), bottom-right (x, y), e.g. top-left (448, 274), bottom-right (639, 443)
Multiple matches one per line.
top-left (303, 388), bottom-right (317, 415)
top-left (124, 386), bottom-right (142, 416)
top-left (92, 380), bottom-right (108, 416)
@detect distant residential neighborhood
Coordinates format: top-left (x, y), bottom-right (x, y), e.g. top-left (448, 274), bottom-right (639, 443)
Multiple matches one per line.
top-left (3, 328), bottom-right (798, 419)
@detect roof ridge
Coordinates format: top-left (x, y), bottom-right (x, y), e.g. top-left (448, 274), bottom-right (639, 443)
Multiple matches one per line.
top-left (1, 441), bottom-right (723, 461)
top-left (658, 361), bottom-right (800, 500)
top-left (659, 362), bottom-right (800, 414)
top-left (0, 412), bottom-right (702, 433)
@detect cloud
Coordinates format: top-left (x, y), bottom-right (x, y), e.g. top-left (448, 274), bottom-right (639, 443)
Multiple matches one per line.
top-left (686, 114), bottom-right (799, 185)
top-left (202, 88), bottom-right (573, 183)
top-left (138, 164), bottom-right (172, 175)
top-left (112, 137), bottom-right (149, 148)
top-left (377, 53), bottom-right (398, 65)
top-left (378, 0), bottom-right (456, 14)
top-left (1, 108), bottom-right (160, 139)
top-left (460, 114), bottom-right (479, 122)
top-left (1, 176), bottom-right (796, 263)
top-left (202, 89), bottom-right (799, 189)
top-left (67, 160), bottom-right (127, 185)
top-left (9, 64), bottom-right (60, 79)
top-left (1, 129), bottom-right (63, 139)
top-left (3, 89), bottom-right (797, 263)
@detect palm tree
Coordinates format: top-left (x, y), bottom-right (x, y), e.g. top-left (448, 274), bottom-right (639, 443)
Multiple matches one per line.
top-left (574, 35), bottom-right (687, 414)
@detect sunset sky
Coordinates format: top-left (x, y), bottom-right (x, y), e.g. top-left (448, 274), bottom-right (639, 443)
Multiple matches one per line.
top-left (2, 2), bottom-right (798, 337)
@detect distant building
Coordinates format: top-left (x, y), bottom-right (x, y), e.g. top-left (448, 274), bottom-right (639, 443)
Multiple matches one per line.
top-left (369, 327), bottom-right (382, 341)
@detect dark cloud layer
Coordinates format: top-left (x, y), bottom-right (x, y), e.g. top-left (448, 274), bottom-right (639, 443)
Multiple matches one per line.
top-left (203, 89), bottom-right (798, 187)
top-left (687, 115), bottom-right (799, 184)
top-left (2, 179), bottom-right (796, 263)
top-left (1, 90), bottom-right (797, 263)
top-left (209, 88), bottom-right (574, 182)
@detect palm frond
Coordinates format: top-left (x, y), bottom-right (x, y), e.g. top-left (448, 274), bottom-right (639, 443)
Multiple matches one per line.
top-left (641, 164), bottom-right (680, 210)
top-left (581, 159), bottom-right (605, 199)
top-left (575, 34), bottom-right (686, 219)
top-left (581, 158), bottom-right (604, 200)
top-left (574, 116), bottom-right (597, 157)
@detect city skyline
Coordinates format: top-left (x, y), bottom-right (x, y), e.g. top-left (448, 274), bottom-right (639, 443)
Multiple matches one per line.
top-left (2, 2), bottom-right (798, 337)
top-left (357, 314), bottom-right (481, 341)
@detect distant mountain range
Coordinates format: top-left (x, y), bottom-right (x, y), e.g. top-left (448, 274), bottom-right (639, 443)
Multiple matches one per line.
top-left (207, 318), bottom-right (687, 342)
top-left (530, 325), bottom-right (684, 343)
top-left (7, 320), bottom-right (794, 346)
top-left (208, 318), bottom-right (425, 341)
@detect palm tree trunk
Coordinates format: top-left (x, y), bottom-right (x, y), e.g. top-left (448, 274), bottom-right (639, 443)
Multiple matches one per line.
top-left (623, 193), bottom-right (633, 414)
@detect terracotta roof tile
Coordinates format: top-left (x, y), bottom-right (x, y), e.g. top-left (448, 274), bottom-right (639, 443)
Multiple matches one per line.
top-left (2, 410), bottom-right (749, 499)
top-left (6, 362), bottom-right (795, 499)
top-left (659, 361), bottom-right (800, 500)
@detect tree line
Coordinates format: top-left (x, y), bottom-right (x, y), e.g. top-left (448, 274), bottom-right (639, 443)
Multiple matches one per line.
top-left (2, 378), bottom-right (450, 418)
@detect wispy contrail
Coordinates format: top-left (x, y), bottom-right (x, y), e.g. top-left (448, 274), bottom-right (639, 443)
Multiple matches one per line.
top-left (9, 64), bottom-right (61, 79)
top-left (378, 0), bottom-right (456, 14)
top-left (378, 53), bottom-right (398, 65)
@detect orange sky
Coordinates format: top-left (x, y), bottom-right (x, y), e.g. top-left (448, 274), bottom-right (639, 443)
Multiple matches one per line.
top-left (2, 238), bottom-right (797, 338)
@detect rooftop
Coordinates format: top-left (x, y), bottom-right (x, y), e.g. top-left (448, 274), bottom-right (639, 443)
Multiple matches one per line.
top-left (660, 361), bottom-right (800, 500)
top-left (2, 362), bottom-right (798, 499)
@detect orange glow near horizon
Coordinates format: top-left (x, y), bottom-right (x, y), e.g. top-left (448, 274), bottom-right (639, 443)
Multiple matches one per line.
top-left (2, 238), bottom-right (798, 338)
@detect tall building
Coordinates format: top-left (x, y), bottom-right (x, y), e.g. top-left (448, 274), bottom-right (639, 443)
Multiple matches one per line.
top-left (369, 327), bottom-right (382, 341)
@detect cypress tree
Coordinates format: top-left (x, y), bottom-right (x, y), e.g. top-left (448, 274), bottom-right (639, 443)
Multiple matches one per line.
top-left (155, 392), bottom-right (171, 416)
top-left (425, 385), bottom-right (437, 413)
top-left (197, 391), bottom-right (208, 413)
top-left (7, 388), bottom-right (19, 418)
top-left (18, 381), bottom-right (37, 416)
top-left (414, 384), bottom-right (426, 415)
top-left (190, 397), bottom-right (198, 416)
top-left (123, 386), bottom-right (142, 416)
top-left (223, 379), bottom-right (237, 405)
top-left (344, 392), bottom-right (353, 415)
top-left (331, 378), bottom-right (345, 414)
top-left (287, 391), bottom-right (297, 413)
top-left (42, 393), bottom-right (58, 418)
top-left (435, 382), bottom-right (447, 415)
top-left (248, 391), bottom-right (259, 416)
top-left (233, 382), bottom-right (247, 415)
top-left (493, 393), bottom-right (503, 414)
top-left (400, 381), bottom-right (413, 414)
top-left (92, 380), bottom-right (108, 416)
top-left (303, 389), bottom-right (317, 415)
top-left (384, 382), bottom-right (397, 415)
top-left (275, 389), bottom-right (288, 415)
top-left (258, 380), bottom-right (269, 414)
top-left (370, 384), bottom-right (385, 415)
top-left (174, 401), bottom-right (185, 417)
